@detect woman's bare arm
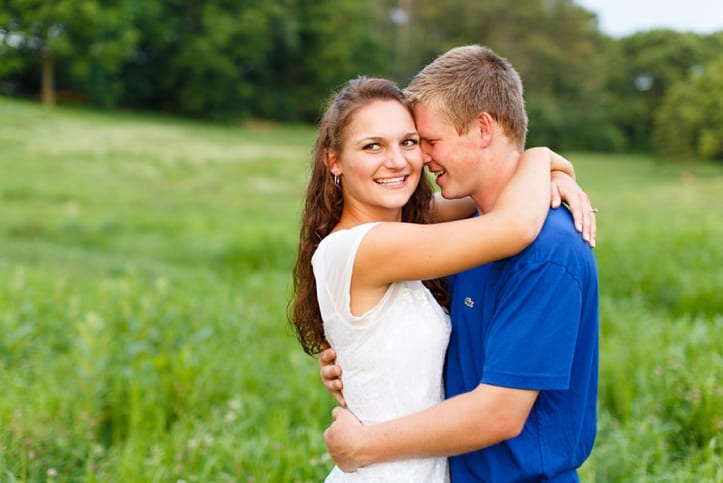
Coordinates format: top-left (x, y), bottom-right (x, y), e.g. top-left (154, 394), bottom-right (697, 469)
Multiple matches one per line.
top-left (431, 150), bottom-right (595, 247)
top-left (356, 147), bottom-right (552, 287)
top-left (430, 193), bottom-right (477, 223)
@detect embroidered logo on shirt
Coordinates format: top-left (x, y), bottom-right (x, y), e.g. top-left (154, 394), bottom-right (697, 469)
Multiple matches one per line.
top-left (464, 297), bottom-right (475, 308)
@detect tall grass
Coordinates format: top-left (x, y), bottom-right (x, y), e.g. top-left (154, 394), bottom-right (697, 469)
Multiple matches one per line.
top-left (575, 155), bottom-right (723, 482)
top-left (0, 97), bottom-right (721, 482)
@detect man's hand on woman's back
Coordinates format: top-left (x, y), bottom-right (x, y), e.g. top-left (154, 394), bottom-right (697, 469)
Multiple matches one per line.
top-left (319, 346), bottom-right (346, 406)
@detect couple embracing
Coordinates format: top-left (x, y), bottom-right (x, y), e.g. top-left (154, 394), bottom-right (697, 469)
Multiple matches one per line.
top-left (290, 44), bottom-right (599, 483)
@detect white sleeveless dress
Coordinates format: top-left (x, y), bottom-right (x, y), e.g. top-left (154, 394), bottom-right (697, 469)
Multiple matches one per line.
top-left (312, 223), bottom-right (451, 482)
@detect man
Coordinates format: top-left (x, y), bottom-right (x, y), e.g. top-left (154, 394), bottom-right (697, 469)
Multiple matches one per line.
top-left (319, 45), bottom-right (599, 481)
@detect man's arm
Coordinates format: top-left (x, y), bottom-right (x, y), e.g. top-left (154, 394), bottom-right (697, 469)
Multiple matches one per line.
top-left (324, 383), bottom-right (539, 472)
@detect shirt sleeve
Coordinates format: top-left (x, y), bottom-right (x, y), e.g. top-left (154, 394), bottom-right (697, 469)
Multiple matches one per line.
top-left (481, 261), bottom-right (583, 391)
top-left (313, 223), bottom-right (379, 320)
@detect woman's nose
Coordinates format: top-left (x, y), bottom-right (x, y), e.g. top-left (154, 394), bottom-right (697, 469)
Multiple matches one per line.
top-left (384, 145), bottom-right (408, 168)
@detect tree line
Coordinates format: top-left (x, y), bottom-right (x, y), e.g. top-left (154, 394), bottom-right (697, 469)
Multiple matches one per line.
top-left (1, 0), bottom-right (722, 160)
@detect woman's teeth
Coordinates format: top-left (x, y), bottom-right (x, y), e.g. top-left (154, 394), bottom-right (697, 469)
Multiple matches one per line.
top-left (375, 176), bottom-right (406, 185)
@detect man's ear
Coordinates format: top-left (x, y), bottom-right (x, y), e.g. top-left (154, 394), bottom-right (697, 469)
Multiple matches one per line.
top-left (475, 112), bottom-right (495, 148)
top-left (324, 149), bottom-right (342, 176)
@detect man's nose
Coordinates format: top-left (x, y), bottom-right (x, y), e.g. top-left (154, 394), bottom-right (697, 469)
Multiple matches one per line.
top-left (419, 146), bottom-right (433, 165)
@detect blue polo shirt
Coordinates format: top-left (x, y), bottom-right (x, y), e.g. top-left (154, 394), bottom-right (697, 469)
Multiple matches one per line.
top-left (445, 207), bottom-right (599, 482)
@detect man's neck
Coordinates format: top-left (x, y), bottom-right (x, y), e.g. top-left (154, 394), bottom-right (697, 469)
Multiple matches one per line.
top-left (474, 144), bottom-right (523, 214)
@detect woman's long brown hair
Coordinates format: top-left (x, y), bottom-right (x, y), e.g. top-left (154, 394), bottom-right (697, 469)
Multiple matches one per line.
top-left (288, 77), bottom-right (449, 356)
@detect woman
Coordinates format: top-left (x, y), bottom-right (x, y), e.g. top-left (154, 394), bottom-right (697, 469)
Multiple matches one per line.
top-left (289, 77), bottom-right (591, 482)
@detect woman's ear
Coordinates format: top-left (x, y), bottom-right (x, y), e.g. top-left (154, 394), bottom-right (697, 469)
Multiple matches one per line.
top-left (324, 149), bottom-right (343, 176)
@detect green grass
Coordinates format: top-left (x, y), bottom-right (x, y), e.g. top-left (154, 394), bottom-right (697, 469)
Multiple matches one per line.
top-left (0, 96), bottom-right (721, 482)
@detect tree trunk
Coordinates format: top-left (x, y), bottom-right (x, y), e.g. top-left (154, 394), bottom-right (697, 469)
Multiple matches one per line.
top-left (41, 50), bottom-right (55, 106)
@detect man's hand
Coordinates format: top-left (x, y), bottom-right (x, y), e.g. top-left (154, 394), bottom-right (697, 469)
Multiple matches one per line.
top-left (319, 347), bottom-right (346, 406)
top-left (324, 407), bottom-right (364, 472)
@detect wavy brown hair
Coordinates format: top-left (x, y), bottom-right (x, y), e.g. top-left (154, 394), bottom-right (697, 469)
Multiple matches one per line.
top-left (288, 76), bottom-right (449, 356)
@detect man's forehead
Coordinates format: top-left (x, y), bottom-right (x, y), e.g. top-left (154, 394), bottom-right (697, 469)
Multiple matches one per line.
top-left (413, 103), bottom-right (450, 135)
top-left (412, 100), bottom-right (434, 115)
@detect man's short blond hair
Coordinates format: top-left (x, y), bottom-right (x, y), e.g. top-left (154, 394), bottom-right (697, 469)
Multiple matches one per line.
top-left (406, 45), bottom-right (528, 149)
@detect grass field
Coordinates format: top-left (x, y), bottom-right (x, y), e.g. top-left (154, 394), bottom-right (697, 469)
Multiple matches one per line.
top-left (0, 96), bottom-right (721, 482)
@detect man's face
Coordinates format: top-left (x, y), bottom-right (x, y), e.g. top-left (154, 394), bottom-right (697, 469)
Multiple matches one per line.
top-left (413, 102), bottom-right (484, 200)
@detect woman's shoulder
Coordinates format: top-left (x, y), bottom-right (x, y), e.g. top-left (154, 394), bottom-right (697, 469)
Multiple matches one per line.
top-left (313, 222), bottom-right (380, 265)
top-left (321, 222), bottom-right (380, 247)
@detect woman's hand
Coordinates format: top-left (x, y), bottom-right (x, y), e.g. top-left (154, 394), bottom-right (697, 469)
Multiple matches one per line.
top-left (550, 171), bottom-right (597, 247)
top-left (527, 147), bottom-right (596, 247)
top-left (549, 149), bottom-right (576, 179)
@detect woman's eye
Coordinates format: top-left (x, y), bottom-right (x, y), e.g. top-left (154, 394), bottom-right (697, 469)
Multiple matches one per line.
top-left (402, 138), bottom-right (419, 148)
top-left (363, 143), bottom-right (381, 151)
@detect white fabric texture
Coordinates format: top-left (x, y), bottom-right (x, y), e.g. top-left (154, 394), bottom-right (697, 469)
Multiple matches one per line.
top-left (313, 223), bottom-right (451, 482)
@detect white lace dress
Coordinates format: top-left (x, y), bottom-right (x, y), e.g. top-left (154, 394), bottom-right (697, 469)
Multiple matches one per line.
top-left (313, 223), bottom-right (451, 482)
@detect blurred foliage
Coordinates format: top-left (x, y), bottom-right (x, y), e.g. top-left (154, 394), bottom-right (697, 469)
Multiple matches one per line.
top-left (604, 30), bottom-right (723, 154)
top-left (654, 57), bottom-right (723, 160)
top-left (1, 0), bottom-right (722, 157)
top-left (0, 0), bottom-right (140, 105)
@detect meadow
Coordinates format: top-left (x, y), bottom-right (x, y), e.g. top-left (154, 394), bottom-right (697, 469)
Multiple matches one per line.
top-left (0, 96), bottom-right (721, 482)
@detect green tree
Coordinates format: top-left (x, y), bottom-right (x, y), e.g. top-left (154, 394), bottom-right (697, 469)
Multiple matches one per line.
top-left (604, 29), bottom-right (721, 151)
top-left (262, 0), bottom-right (391, 121)
top-left (118, 0), bottom-right (389, 121)
top-left (653, 57), bottom-right (723, 161)
top-left (0, 0), bottom-right (139, 106)
top-left (117, 0), bottom-right (285, 118)
top-left (397, 0), bottom-right (617, 150)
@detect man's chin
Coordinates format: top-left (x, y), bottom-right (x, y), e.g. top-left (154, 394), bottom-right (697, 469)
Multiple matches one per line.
top-left (439, 187), bottom-right (460, 200)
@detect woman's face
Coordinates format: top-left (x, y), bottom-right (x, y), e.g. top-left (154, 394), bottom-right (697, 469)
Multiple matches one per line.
top-left (329, 99), bottom-right (424, 221)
